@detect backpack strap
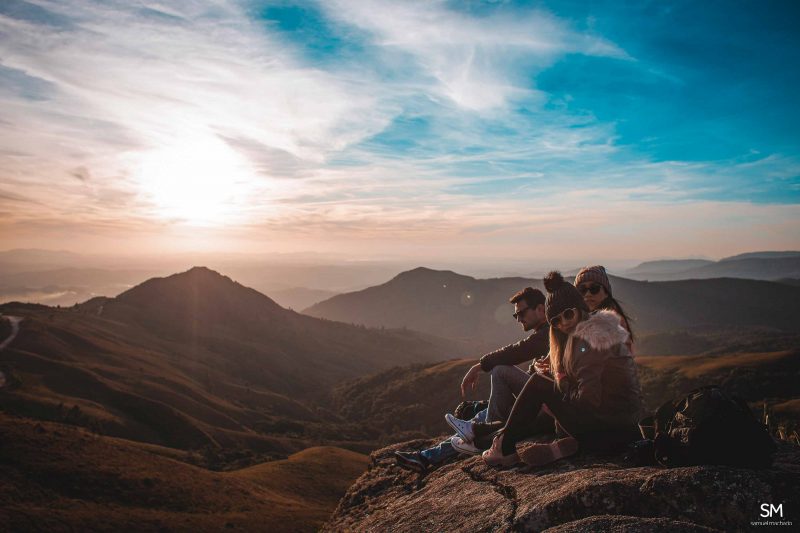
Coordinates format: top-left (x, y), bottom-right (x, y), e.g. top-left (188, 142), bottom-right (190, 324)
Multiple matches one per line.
top-left (654, 398), bottom-right (677, 435)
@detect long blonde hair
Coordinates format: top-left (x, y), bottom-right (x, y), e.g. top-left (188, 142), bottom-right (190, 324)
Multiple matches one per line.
top-left (548, 310), bottom-right (586, 385)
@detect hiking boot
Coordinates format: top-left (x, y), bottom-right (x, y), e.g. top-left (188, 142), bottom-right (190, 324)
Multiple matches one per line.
top-left (445, 413), bottom-right (475, 442)
top-left (451, 436), bottom-right (481, 456)
top-left (482, 434), bottom-right (519, 467)
top-left (393, 451), bottom-right (429, 474)
top-left (518, 436), bottom-right (579, 467)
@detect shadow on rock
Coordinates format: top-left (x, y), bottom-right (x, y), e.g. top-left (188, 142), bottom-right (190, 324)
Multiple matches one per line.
top-left (323, 438), bottom-right (800, 532)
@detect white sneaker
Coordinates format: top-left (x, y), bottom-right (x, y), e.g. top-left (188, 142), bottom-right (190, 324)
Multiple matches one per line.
top-left (445, 413), bottom-right (475, 442)
top-left (451, 436), bottom-right (481, 456)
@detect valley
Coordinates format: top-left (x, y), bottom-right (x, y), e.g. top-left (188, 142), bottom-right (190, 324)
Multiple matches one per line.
top-left (1, 264), bottom-right (798, 530)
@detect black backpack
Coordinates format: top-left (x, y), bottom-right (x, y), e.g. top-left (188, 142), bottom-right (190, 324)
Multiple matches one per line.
top-left (652, 385), bottom-right (776, 468)
top-left (453, 400), bottom-right (489, 421)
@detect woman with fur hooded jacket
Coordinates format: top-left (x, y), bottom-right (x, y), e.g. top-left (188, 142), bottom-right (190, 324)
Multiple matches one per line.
top-left (470, 271), bottom-right (643, 467)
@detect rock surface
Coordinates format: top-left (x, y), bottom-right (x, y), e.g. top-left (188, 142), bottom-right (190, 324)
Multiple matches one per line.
top-left (324, 438), bottom-right (800, 532)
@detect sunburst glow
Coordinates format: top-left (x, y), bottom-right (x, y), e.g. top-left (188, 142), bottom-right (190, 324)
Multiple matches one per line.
top-left (137, 136), bottom-right (254, 226)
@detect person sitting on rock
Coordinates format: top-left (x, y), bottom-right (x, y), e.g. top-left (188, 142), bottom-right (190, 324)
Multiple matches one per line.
top-left (574, 265), bottom-right (634, 352)
top-left (394, 287), bottom-right (551, 474)
top-left (446, 271), bottom-right (643, 468)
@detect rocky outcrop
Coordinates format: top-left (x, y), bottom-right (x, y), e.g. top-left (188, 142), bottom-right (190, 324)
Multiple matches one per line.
top-left (324, 439), bottom-right (800, 532)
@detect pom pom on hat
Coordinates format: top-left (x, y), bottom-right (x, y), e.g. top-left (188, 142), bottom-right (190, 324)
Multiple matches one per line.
top-left (544, 270), bottom-right (588, 323)
top-left (543, 271), bottom-right (565, 294)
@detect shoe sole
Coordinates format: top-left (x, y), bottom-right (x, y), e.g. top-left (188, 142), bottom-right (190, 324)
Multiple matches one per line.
top-left (451, 440), bottom-right (481, 456)
top-left (482, 451), bottom-right (520, 467)
top-left (393, 453), bottom-right (427, 474)
top-left (518, 437), bottom-right (579, 467)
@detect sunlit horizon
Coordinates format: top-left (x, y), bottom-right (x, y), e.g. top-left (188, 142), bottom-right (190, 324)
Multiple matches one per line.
top-left (1, 1), bottom-right (798, 261)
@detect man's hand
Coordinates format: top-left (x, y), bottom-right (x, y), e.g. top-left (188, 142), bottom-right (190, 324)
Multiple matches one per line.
top-left (533, 356), bottom-right (550, 375)
top-left (460, 363), bottom-right (482, 398)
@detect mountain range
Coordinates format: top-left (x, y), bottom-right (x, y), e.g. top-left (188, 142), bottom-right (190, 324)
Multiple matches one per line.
top-left (624, 251), bottom-right (800, 281)
top-left (2, 263), bottom-right (799, 531)
top-left (0, 248), bottom-right (408, 308)
top-left (0, 267), bottom-right (465, 455)
top-left (305, 267), bottom-right (800, 352)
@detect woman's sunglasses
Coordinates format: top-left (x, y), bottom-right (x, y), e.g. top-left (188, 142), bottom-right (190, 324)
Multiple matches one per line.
top-left (550, 307), bottom-right (577, 327)
top-left (578, 283), bottom-right (603, 296)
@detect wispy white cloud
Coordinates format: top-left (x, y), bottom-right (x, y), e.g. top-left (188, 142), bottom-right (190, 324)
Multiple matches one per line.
top-left (0, 0), bottom-right (395, 225)
top-left (320, 0), bottom-right (629, 110)
top-left (0, 0), bottom-right (797, 261)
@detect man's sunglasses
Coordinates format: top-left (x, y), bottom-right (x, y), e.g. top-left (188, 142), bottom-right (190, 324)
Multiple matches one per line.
top-left (578, 283), bottom-right (603, 296)
top-left (512, 307), bottom-right (529, 320)
top-left (550, 308), bottom-right (577, 327)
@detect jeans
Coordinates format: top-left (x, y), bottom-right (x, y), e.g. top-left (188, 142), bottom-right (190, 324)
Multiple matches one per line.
top-left (420, 408), bottom-right (488, 465)
top-left (487, 364), bottom-right (531, 422)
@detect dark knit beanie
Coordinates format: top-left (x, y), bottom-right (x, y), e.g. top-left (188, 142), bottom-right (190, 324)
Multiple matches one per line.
top-left (574, 265), bottom-right (611, 296)
top-left (543, 271), bottom-right (589, 323)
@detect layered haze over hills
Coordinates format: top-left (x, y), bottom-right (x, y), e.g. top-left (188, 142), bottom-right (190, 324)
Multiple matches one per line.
top-left (0, 249), bottom-right (406, 308)
top-left (306, 266), bottom-right (800, 354)
top-left (624, 251), bottom-right (800, 281)
top-left (1, 267), bottom-right (463, 448)
top-left (4, 247), bottom-right (799, 311)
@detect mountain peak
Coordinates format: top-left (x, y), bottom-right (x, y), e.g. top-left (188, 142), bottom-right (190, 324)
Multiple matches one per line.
top-left (116, 266), bottom-right (240, 299)
top-left (107, 266), bottom-right (284, 330)
top-left (185, 265), bottom-right (219, 274)
top-left (391, 267), bottom-right (474, 283)
top-left (179, 265), bottom-right (230, 281)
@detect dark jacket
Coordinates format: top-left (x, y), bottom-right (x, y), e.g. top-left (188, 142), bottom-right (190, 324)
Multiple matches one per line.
top-left (560, 310), bottom-right (643, 428)
top-left (478, 324), bottom-right (549, 374)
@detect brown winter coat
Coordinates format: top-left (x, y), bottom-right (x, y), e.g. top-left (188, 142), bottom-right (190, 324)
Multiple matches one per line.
top-left (560, 310), bottom-right (643, 428)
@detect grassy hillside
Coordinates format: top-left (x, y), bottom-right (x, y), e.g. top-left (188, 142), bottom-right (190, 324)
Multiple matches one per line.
top-left (334, 350), bottom-right (800, 444)
top-left (0, 413), bottom-right (368, 532)
top-left (636, 349), bottom-right (800, 433)
top-left (0, 267), bottom-right (465, 455)
top-left (333, 359), bottom-right (493, 441)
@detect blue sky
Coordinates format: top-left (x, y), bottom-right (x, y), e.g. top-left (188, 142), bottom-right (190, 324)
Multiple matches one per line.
top-left (0, 0), bottom-right (798, 263)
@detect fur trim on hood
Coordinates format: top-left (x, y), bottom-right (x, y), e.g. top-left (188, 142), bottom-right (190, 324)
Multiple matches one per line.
top-left (572, 309), bottom-right (630, 351)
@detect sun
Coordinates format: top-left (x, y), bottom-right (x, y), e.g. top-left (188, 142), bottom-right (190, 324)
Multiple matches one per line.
top-left (137, 136), bottom-right (254, 225)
